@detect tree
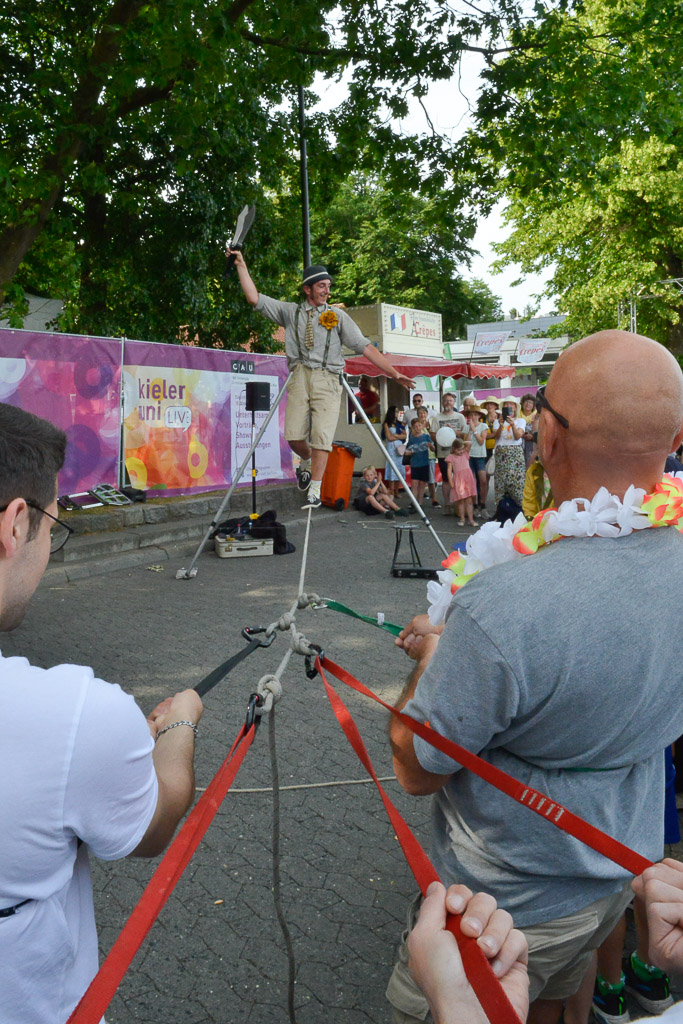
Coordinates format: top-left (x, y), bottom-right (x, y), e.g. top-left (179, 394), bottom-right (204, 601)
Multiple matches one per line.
top-left (311, 173), bottom-right (502, 337)
top-left (470, 0), bottom-right (683, 351)
top-left (0, 0), bottom-right (523, 344)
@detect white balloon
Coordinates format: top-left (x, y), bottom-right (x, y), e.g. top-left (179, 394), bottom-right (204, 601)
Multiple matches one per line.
top-left (435, 426), bottom-right (456, 448)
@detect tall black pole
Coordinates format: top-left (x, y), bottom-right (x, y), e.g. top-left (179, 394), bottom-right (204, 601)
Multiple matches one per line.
top-left (298, 85), bottom-right (311, 269)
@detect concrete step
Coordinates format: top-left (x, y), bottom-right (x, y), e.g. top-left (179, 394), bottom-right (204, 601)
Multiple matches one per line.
top-left (45, 482), bottom-right (311, 581)
top-left (61, 483), bottom-right (301, 537)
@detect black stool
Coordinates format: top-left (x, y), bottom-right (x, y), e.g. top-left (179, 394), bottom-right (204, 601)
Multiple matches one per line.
top-left (391, 524), bottom-right (438, 579)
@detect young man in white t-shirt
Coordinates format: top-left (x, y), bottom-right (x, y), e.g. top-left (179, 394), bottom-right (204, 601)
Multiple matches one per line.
top-left (0, 403), bottom-right (203, 1023)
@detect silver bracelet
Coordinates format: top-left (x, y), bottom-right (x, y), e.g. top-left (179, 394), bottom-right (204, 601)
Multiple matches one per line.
top-left (155, 720), bottom-right (198, 742)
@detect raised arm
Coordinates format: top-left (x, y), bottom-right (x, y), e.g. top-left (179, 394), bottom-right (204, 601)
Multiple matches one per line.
top-left (228, 249), bottom-right (259, 306)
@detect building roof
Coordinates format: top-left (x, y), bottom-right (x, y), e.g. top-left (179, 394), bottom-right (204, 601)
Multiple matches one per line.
top-left (465, 314), bottom-right (566, 342)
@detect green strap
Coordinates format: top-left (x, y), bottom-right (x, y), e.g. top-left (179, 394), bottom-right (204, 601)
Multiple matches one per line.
top-left (316, 599), bottom-right (403, 637)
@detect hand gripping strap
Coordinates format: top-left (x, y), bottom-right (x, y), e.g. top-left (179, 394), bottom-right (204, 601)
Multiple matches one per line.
top-left (316, 657), bottom-right (522, 1024)
top-left (66, 723), bottom-right (257, 1024)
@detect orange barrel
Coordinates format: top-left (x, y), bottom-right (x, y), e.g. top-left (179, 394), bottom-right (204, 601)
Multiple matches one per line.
top-left (320, 441), bottom-right (362, 510)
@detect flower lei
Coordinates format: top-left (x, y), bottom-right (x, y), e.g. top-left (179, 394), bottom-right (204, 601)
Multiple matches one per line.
top-left (319, 309), bottom-right (339, 330)
top-left (427, 473), bottom-right (683, 625)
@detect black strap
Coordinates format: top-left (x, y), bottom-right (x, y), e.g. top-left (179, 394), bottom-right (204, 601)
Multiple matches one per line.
top-left (0, 899), bottom-right (31, 918)
top-left (194, 640), bottom-right (266, 698)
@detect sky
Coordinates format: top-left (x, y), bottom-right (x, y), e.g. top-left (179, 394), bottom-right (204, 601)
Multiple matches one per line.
top-left (312, 50), bottom-right (556, 320)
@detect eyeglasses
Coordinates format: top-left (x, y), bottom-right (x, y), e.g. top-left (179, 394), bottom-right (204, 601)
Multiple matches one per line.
top-left (0, 500), bottom-right (74, 554)
top-left (413, 397), bottom-right (423, 404)
top-left (535, 385), bottom-right (569, 430)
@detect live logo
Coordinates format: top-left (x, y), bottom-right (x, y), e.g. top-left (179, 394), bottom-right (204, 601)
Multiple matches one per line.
top-left (231, 360), bottom-right (255, 374)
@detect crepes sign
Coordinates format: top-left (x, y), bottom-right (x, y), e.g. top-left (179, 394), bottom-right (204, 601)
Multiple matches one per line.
top-left (472, 331), bottom-right (510, 356)
top-left (516, 337), bottom-right (551, 364)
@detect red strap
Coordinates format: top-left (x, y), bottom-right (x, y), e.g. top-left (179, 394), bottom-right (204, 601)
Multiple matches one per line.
top-left (317, 659), bottom-right (522, 1024)
top-left (67, 723), bottom-right (256, 1024)
top-left (319, 656), bottom-right (653, 877)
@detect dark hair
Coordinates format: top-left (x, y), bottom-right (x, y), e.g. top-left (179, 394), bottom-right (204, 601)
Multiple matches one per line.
top-left (383, 405), bottom-right (398, 426)
top-left (0, 403), bottom-right (66, 538)
top-left (521, 393), bottom-right (536, 409)
top-left (412, 393), bottom-right (423, 402)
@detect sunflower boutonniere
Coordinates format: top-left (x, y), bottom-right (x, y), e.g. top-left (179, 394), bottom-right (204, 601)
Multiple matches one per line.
top-left (319, 309), bottom-right (339, 330)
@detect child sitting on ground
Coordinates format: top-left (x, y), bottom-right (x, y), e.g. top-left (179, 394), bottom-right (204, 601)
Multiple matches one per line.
top-left (446, 437), bottom-right (477, 527)
top-left (354, 466), bottom-right (409, 520)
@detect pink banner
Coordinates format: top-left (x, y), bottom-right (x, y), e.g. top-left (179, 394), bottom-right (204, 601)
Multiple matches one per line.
top-left (122, 341), bottom-right (293, 495)
top-left (0, 329), bottom-right (122, 493)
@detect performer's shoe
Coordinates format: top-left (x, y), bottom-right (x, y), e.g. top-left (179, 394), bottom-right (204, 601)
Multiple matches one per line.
top-left (296, 467), bottom-right (312, 492)
top-left (302, 493), bottom-right (321, 510)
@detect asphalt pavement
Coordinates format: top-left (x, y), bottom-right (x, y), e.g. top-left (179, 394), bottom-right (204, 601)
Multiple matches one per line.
top-left (7, 499), bottom-right (464, 1024)
top-left (5, 498), bottom-right (682, 1022)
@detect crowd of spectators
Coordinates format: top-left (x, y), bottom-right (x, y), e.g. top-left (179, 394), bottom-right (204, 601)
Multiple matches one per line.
top-left (377, 390), bottom-right (547, 524)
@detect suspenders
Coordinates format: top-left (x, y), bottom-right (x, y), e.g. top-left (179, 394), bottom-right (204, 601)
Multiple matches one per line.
top-left (294, 304), bottom-right (336, 369)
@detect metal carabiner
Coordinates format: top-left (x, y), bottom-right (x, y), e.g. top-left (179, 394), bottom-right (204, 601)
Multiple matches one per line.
top-left (242, 625), bottom-right (276, 648)
top-left (244, 692), bottom-right (264, 731)
top-left (304, 644), bottom-right (324, 680)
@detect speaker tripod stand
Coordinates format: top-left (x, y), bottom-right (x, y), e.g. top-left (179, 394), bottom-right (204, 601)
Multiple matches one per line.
top-left (177, 374), bottom-right (290, 579)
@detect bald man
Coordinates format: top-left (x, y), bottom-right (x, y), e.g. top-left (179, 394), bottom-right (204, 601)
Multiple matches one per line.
top-left (387, 332), bottom-right (683, 1024)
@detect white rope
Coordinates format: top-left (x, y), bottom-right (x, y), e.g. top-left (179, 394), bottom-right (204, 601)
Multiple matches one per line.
top-left (297, 506), bottom-right (313, 598)
top-left (195, 777), bottom-right (397, 794)
top-left (255, 673), bottom-right (283, 713)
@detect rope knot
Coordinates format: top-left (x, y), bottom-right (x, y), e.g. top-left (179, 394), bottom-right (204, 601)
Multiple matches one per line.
top-left (290, 630), bottom-right (314, 657)
top-left (255, 674), bottom-right (283, 713)
top-left (267, 610), bottom-right (295, 636)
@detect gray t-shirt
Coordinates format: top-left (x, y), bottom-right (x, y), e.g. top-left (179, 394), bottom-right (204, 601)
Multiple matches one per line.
top-left (255, 294), bottom-right (368, 373)
top-left (433, 411), bottom-right (467, 458)
top-left (404, 528), bottom-right (683, 927)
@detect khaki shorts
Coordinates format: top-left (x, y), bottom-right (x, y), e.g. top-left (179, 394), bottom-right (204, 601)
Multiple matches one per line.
top-left (386, 882), bottom-right (633, 1022)
top-left (284, 364), bottom-right (342, 452)
top-left (525, 882), bottom-right (633, 1001)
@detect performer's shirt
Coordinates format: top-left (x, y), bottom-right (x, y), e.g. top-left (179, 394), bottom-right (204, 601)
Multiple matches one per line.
top-left (255, 294), bottom-right (368, 373)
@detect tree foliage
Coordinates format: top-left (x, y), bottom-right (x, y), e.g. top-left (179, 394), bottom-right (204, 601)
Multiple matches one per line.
top-left (313, 172), bottom-right (502, 337)
top-left (471, 0), bottom-right (683, 350)
top-left (0, 0), bottom-right (520, 345)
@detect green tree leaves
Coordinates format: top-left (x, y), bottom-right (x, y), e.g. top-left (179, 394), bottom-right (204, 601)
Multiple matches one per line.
top-left (0, 0), bottom-right (516, 345)
top-left (474, 0), bottom-right (683, 350)
top-left (312, 172), bottom-right (502, 337)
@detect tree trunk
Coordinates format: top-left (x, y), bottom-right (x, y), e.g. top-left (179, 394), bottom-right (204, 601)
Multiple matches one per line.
top-left (0, 181), bottom-right (69, 303)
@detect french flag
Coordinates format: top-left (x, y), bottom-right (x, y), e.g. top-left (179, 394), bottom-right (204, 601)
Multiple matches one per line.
top-left (390, 313), bottom-right (407, 332)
